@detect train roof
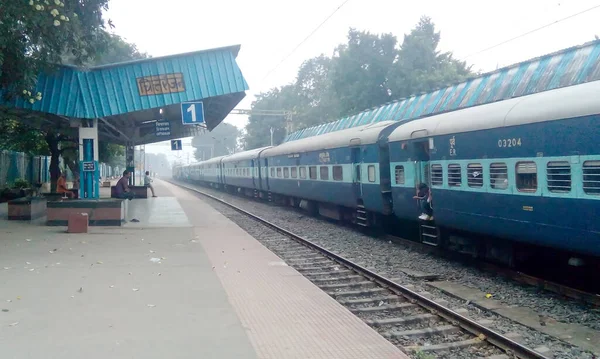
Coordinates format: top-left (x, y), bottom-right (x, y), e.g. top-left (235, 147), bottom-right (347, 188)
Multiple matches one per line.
top-left (388, 80), bottom-right (600, 142)
top-left (195, 155), bottom-right (229, 166)
top-left (221, 146), bottom-right (272, 163)
top-left (262, 120), bottom-right (397, 157)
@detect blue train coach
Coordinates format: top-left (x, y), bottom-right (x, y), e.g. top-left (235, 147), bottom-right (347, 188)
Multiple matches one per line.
top-left (260, 121), bottom-right (400, 225)
top-left (387, 80), bottom-right (600, 260)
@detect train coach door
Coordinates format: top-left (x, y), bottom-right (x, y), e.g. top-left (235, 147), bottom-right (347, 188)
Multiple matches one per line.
top-left (351, 146), bottom-right (363, 200)
top-left (251, 160), bottom-right (256, 188)
top-left (413, 140), bottom-right (431, 188)
top-left (264, 159), bottom-right (270, 191)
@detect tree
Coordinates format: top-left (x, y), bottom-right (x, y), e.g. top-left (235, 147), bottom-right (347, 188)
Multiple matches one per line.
top-left (243, 86), bottom-right (298, 149)
top-left (388, 16), bottom-right (472, 99)
top-left (329, 29), bottom-right (397, 117)
top-left (243, 17), bottom-right (474, 148)
top-left (191, 122), bottom-right (240, 161)
top-left (0, 0), bottom-right (111, 101)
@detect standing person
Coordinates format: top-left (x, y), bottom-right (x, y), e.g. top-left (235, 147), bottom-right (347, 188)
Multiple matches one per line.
top-left (115, 170), bottom-right (134, 200)
top-left (413, 183), bottom-right (433, 220)
top-left (144, 171), bottom-right (157, 197)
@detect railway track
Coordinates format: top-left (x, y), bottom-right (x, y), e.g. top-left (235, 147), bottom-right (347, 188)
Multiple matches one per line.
top-left (384, 234), bottom-right (600, 308)
top-left (171, 180), bottom-right (550, 359)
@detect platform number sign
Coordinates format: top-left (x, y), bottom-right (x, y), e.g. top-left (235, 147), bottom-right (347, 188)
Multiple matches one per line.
top-left (181, 101), bottom-right (205, 125)
top-left (171, 140), bottom-right (182, 151)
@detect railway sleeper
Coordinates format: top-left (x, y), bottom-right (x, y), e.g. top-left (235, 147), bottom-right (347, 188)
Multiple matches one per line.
top-left (366, 313), bottom-right (438, 327)
top-left (327, 287), bottom-right (388, 298)
top-left (318, 280), bottom-right (376, 290)
top-left (310, 274), bottom-right (363, 283)
top-left (349, 302), bottom-right (417, 313)
top-left (282, 253), bottom-right (324, 260)
top-left (405, 337), bottom-right (485, 353)
top-left (384, 324), bottom-right (460, 339)
top-left (338, 295), bottom-right (402, 305)
top-left (303, 269), bottom-right (353, 277)
top-left (286, 257), bottom-right (331, 265)
top-left (296, 265), bottom-right (342, 272)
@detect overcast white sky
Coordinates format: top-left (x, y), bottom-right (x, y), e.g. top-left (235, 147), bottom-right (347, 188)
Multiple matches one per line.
top-left (104, 0), bottom-right (600, 162)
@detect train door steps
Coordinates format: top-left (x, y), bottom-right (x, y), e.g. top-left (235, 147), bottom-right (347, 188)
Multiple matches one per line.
top-left (419, 222), bottom-right (439, 246)
top-left (356, 204), bottom-right (368, 226)
top-left (427, 281), bottom-right (600, 354)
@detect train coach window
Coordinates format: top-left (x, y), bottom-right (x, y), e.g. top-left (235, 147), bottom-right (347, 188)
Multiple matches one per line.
top-left (368, 165), bottom-right (376, 183)
top-left (467, 164), bottom-right (483, 187)
top-left (320, 166), bottom-right (329, 180)
top-left (431, 164), bottom-right (443, 186)
top-left (309, 166), bottom-right (317, 179)
top-left (271, 168), bottom-right (274, 177)
top-left (448, 164), bottom-right (462, 187)
top-left (291, 167), bottom-right (298, 178)
top-left (395, 166), bottom-right (405, 184)
top-left (547, 161), bottom-right (571, 193)
top-left (583, 161), bottom-right (600, 195)
top-left (333, 166), bottom-right (343, 181)
top-left (300, 167), bottom-right (307, 179)
top-left (284, 167), bottom-right (289, 178)
top-left (516, 162), bottom-right (537, 192)
top-left (490, 163), bottom-right (508, 189)
top-left (277, 168), bottom-right (282, 178)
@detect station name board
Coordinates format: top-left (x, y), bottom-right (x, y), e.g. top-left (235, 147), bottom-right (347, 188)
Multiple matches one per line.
top-left (137, 73), bottom-right (186, 96)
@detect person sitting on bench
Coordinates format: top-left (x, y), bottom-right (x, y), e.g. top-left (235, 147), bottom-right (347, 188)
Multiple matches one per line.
top-left (56, 172), bottom-right (74, 198)
top-left (115, 170), bottom-right (134, 200)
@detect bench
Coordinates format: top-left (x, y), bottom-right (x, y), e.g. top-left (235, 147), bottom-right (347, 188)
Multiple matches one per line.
top-left (41, 192), bottom-right (69, 201)
top-left (110, 185), bottom-right (148, 198)
top-left (8, 197), bottom-right (47, 221)
top-left (102, 181), bottom-right (112, 187)
top-left (46, 199), bottom-right (125, 226)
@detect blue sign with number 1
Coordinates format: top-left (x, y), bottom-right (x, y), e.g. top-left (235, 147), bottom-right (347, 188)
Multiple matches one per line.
top-left (171, 140), bottom-right (182, 151)
top-left (181, 102), bottom-right (205, 125)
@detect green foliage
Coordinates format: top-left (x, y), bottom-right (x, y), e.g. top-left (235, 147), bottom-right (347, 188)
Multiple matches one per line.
top-left (244, 16), bottom-right (473, 148)
top-left (62, 32), bottom-right (150, 66)
top-left (192, 122), bottom-right (240, 160)
top-left (12, 178), bottom-right (31, 189)
top-left (0, 0), bottom-right (111, 101)
top-left (244, 86), bottom-right (298, 150)
top-left (98, 142), bottom-right (124, 165)
top-left (0, 116), bottom-right (50, 155)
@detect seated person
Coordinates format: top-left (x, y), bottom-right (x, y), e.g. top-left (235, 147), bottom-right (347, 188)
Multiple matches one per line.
top-left (114, 170), bottom-right (134, 200)
top-left (56, 172), bottom-right (74, 198)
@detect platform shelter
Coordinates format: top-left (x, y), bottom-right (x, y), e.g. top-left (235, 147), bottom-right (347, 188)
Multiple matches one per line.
top-left (1, 45), bottom-right (248, 199)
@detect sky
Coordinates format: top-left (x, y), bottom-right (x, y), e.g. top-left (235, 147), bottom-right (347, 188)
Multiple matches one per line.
top-left (104, 0), bottom-right (600, 163)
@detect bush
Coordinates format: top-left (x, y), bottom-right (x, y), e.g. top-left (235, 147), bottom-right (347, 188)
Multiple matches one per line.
top-left (12, 178), bottom-right (30, 189)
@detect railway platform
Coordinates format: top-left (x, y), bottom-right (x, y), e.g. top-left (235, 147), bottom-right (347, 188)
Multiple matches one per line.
top-left (0, 180), bottom-right (407, 359)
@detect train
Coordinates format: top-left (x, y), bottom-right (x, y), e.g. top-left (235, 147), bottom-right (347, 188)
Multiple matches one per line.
top-left (173, 80), bottom-right (600, 267)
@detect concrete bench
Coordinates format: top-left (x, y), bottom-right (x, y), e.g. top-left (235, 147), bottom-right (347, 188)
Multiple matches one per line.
top-left (8, 197), bottom-right (47, 221)
top-left (110, 185), bottom-right (148, 198)
top-left (41, 192), bottom-right (69, 201)
top-left (46, 199), bottom-right (125, 226)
